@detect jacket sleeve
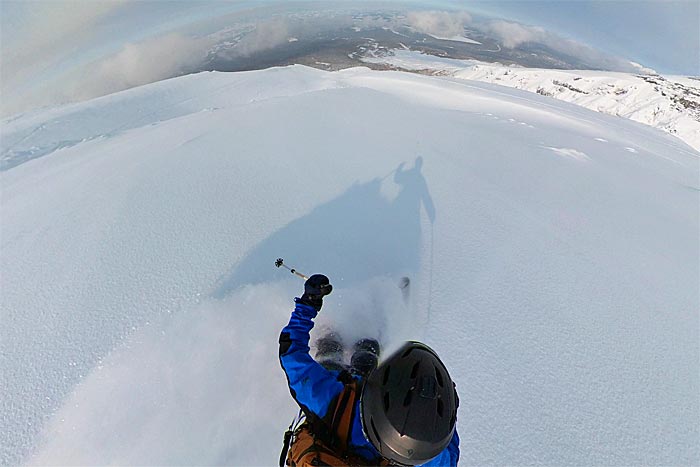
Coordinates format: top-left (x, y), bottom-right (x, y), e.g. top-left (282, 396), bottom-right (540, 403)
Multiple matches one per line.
top-left (279, 298), bottom-right (344, 420)
top-left (420, 429), bottom-right (460, 467)
top-left (446, 429), bottom-right (460, 466)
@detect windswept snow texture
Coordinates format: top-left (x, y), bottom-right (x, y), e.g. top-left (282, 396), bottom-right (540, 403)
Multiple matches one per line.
top-left (362, 49), bottom-right (700, 153)
top-left (1, 66), bottom-right (698, 466)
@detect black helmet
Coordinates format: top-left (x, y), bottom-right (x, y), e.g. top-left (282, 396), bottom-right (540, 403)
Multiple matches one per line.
top-left (360, 341), bottom-right (457, 465)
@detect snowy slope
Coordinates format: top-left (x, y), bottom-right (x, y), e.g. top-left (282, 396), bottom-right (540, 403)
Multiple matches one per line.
top-left (1, 65), bottom-right (698, 466)
top-left (362, 49), bottom-right (700, 153)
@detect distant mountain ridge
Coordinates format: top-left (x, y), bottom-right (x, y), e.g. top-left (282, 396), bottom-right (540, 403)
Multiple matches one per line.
top-left (362, 49), bottom-right (700, 153)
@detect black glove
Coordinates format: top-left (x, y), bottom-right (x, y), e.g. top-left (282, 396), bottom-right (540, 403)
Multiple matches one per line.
top-left (298, 274), bottom-right (333, 311)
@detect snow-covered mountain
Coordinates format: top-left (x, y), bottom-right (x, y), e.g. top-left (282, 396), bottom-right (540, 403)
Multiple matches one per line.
top-left (362, 49), bottom-right (700, 153)
top-left (1, 65), bottom-right (698, 466)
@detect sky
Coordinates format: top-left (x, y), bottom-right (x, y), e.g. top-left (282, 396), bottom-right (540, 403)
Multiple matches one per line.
top-left (1, 0), bottom-right (697, 118)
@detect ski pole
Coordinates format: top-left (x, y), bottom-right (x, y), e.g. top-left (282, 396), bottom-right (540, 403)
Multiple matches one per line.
top-left (275, 258), bottom-right (308, 281)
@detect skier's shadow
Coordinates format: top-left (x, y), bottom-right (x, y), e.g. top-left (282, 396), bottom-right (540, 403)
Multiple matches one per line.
top-left (211, 157), bottom-right (436, 297)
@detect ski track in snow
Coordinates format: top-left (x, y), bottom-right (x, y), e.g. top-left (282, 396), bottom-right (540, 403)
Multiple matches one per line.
top-left (1, 65), bottom-right (698, 466)
top-left (544, 147), bottom-right (591, 162)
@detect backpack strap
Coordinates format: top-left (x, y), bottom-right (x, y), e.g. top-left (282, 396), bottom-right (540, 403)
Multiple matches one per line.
top-left (279, 429), bottom-right (292, 467)
top-left (280, 410), bottom-right (305, 467)
top-left (328, 378), bottom-right (359, 452)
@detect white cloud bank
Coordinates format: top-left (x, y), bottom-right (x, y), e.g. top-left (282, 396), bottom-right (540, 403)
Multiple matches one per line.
top-left (0, 14), bottom-right (327, 116)
top-left (233, 18), bottom-right (291, 57)
top-left (399, 13), bottom-right (641, 73)
top-left (405, 10), bottom-right (472, 37)
top-left (1, 0), bottom-right (130, 116)
top-left (75, 17), bottom-right (298, 100)
top-left (2, 0), bottom-right (128, 80)
top-left (484, 20), bottom-right (548, 48)
top-left (71, 33), bottom-right (215, 101)
top-left (482, 20), bottom-right (647, 72)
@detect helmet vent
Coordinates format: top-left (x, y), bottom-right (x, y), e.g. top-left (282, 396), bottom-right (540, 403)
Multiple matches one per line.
top-left (410, 361), bottom-right (420, 379)
top-left (437, 398), bottom-right (444, 417)
top-left (418, 375), bottom-right (437, 399)
top-left (383, 367), bottom-right (391, 385)
top-left (435, 367), bottom-right (444, 387)
top-left (403, 390), bottom-right (413, 407)
top-left (371, 418), bottom-right (381, 442)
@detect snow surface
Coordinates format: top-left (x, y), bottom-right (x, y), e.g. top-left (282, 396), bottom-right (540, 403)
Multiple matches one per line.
top-left (1, 65), bottom-right (698, 466)
top-left (425, 33), bottom-right (482, 45)
top-left (362, 49), bottom-right (700, 153)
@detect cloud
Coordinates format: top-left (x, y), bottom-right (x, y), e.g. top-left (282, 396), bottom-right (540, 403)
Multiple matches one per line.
top-left (72, 15), bottom-right (311, 103)
top-left (405, 10), bottom-right (472, 38)
top-left (2, 12), bottom-right (335, 116)
top-left (401, 13), bottom-right (641, 73)
top-left (352, 14), bottom-right (393, 31)
top-left (229, 17), bottom-right (291, 57)
top-left (2, 1), bottom-right (128, 88)
top-left (481, 20), bottom-right (644, 72)
top-left (221, 15), bottom-right (355, 59)
top-left (70, 33), bottom-right (215, 101)
top-left (1, 1), bottom-right (131, 116)
top-left (482, 20), bottom-right (548, 48)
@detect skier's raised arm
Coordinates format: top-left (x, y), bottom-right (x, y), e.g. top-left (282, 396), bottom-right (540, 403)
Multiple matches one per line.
top-left (278, 274), bottom-right (343, 420)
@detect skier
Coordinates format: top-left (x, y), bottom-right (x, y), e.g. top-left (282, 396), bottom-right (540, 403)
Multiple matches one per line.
top-left (279, 274), bottom-right (460, 466)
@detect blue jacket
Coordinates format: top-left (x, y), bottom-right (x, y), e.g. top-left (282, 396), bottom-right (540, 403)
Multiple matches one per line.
top-left (279, 299), bottom-right (460, 466)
